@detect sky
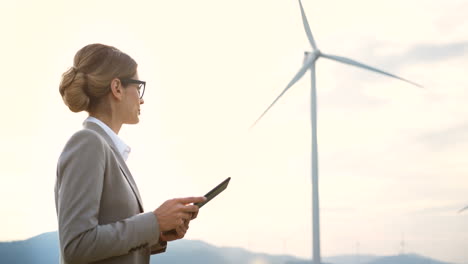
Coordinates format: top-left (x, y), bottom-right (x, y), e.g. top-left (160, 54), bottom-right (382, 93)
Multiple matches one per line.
top-left (0, 0), bottom-right (467, 263)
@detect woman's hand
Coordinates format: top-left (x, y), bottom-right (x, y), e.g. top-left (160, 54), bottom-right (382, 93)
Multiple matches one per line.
top-left (153, 196), bottom-right (205, 232)
top-left (159, 220), bottom-right (190, 242)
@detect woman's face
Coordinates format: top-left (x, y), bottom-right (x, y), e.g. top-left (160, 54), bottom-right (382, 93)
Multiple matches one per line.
top-left (121, 73), bottom-right (145, 125)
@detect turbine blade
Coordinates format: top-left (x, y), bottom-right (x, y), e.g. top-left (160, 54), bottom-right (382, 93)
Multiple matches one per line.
top-left (321, 53), bottom-right (423, 88)
top-left (458, 205), bottom-right (468, 213)
top-left (298, 0), bottom-right (318, 50)
top-left (251, 58), bottom-right (314, 128)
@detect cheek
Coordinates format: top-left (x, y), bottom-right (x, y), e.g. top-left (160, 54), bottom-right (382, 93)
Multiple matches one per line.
top-left (133, 91), bottom-right (141, 103)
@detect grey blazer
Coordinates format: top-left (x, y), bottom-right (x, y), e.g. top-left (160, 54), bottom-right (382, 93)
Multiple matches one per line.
top-left (55, 121), bottom-right (166, 264)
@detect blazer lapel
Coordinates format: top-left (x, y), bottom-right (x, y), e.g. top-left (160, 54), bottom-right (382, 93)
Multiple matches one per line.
top-left (83, 121), bottom-right (145, 212)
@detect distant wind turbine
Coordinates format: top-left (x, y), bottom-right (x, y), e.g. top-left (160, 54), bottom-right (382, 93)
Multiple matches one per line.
top-left (458, 205), bottom-right (468, 213)
top-left (250, 1), bottom-right (422, 264)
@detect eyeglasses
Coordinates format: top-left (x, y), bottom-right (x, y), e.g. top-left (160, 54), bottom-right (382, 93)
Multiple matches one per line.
top-left (121, 79), bottom-right (146, 99)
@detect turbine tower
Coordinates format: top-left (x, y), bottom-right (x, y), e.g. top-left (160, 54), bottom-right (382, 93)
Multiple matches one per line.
top-left (251, 1), bottom-right (422, 263)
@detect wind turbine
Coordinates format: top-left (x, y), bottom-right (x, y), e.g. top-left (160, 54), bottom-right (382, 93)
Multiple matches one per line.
top-left (251, 1), bottom-right (422, 263)
top-left (458, 205), bottom-right (468, 213)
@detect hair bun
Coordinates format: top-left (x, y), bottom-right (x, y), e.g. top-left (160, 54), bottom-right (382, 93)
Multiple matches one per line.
top-left (59, 67), bottom-right (90, 113)
top-left (59, 44), bottom-right (138, 113)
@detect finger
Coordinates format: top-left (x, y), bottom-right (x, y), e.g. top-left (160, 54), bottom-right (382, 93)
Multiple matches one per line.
top-left (175, 225), bottom-right (187, 238)
top-left (191, 211), bottom-right (198, 220)
top-left (181, 204), bottom-right (200, 214)
top-left (177, 196), bottom-right (207, 205)
top-left (176, 218), bottom-right (184, 226)
top-left (179, 222), bottom-right (188, 233)
top-left (179, 212), bottom-right (193, 221)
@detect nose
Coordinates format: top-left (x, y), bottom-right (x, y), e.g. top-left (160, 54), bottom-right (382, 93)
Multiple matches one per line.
top-left (140, 98), bottom-right (144, 105)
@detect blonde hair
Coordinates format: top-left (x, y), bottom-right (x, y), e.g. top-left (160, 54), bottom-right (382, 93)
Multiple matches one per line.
top-left (59, 43), bottom-right (138, 112)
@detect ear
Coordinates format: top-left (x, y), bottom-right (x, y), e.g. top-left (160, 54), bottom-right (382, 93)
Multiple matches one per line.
top-left (109, 78), bottom-right (124, 101)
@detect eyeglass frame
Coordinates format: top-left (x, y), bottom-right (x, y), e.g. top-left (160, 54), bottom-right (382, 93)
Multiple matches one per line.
top-left (120, 78), bottom-right (146, 99)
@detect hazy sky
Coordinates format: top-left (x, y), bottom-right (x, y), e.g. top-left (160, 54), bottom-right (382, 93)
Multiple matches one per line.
top-left (1, 0), bottom-right (467, 263)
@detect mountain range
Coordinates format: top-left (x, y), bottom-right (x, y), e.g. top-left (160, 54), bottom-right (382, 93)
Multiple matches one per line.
top-left (0, 231), bottom-right (453, 264)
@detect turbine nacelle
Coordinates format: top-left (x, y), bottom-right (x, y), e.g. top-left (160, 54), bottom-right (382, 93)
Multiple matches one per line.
top-left (303, 50), bottom-right (321, 65)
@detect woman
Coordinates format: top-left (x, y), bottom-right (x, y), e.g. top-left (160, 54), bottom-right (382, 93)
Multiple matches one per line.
top-left (55, 43), bottom-right (206, 264)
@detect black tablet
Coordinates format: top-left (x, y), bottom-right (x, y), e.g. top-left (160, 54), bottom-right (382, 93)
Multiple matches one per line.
top-left (195, 177), bottom-right (231, 208)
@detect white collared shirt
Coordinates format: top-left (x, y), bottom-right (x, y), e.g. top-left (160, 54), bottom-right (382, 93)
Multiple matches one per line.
top-left (84, 116), bottom-right (131, 161)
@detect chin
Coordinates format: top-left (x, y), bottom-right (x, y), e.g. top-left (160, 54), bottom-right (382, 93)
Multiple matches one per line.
top-left (126, 117), bottom-right (140, 125)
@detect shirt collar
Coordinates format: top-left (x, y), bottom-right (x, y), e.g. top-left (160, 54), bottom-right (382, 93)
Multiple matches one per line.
top-left (84, 116), bottom-right (131, 161)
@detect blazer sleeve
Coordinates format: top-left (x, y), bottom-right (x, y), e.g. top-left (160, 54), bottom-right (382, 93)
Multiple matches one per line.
top-left (56, 130), bottom-right (161, 264)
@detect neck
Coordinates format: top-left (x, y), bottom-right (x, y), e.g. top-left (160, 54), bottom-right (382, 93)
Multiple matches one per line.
top-left (88, 94), bottom-right (124, 134)
top-left (89, 113), bottom-right (122, 134)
